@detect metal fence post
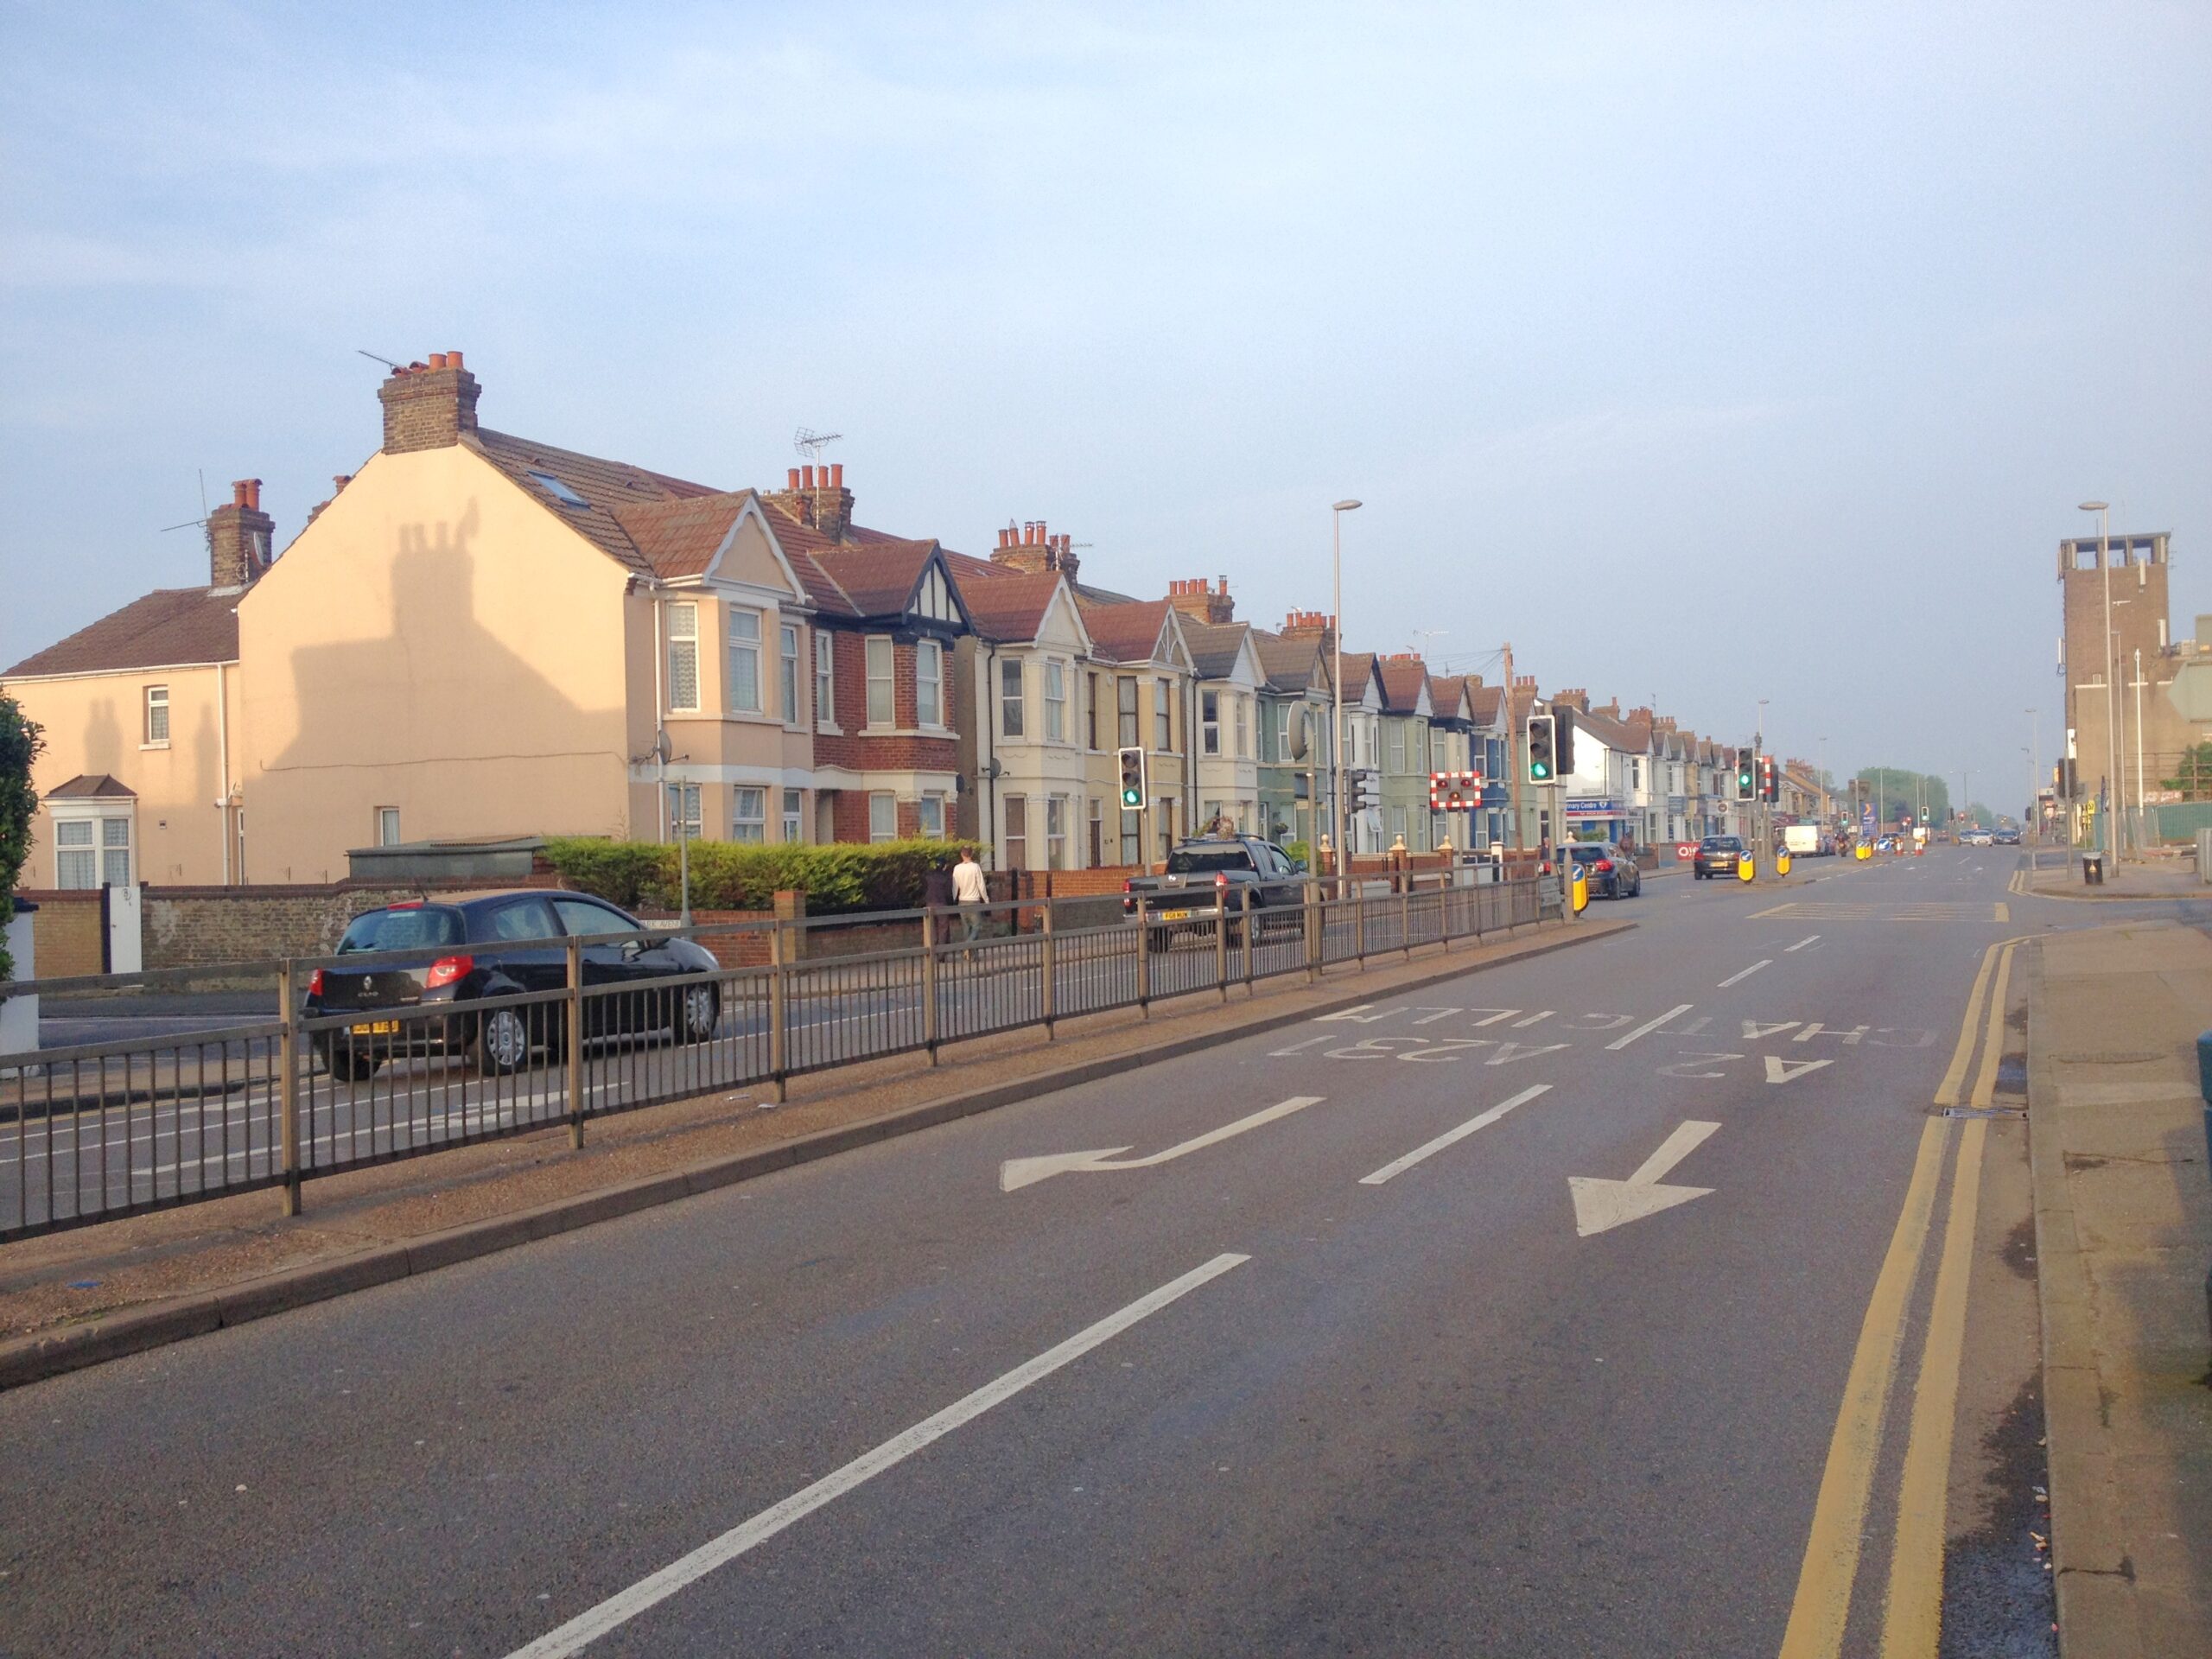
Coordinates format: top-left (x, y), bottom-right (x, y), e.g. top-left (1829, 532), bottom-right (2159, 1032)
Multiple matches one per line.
top-left (921, 908), bottom-right (940, 1065)
top-left (1040, 899), bottom-right (1058, 1038)
top-left (565, 936), bottom-right (585, 1150)
top-left (1401, 882), bottom-right (1412, 959)
top-left (1304, 878), bottom-right (1320, 983)
top-left (1354, 881), bottom-right (1367, 970)
top-left (769, 920), bottom-right (789, 1103)
top-left (277, 960), bottom-right (302, 1217)
top-left (1240, 888), bottom-right (1255, 991)
top-left (1215, 891), bottom-right (1230, 1002)
top-left (1135, 911), bottom-right (1152, 1016)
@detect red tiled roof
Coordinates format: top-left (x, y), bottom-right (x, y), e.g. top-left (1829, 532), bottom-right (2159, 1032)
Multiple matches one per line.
top-left (4, 587), bottom-right (241, 677)
top-left (1466, 681), bottom-right (1504, 724)
top-left (813, 541), bottom-right (938, 618)
top-left (955, 569), bottom-right (1068, 644)
top-left (1078, 598), bottom-right (1174, 664)
top-left (609, 492), bottom-right (751, 581)
top-left (1376, 658), bottom-right (1430, 713)
top-left (1182, 620), bottom-right (1251, 680)
top-left (474, 428), bottom-right (720, 576)
top-left (45, 773), bottom-right (136, 799)
top-left (1249, 628), bottom-right (1324, 693)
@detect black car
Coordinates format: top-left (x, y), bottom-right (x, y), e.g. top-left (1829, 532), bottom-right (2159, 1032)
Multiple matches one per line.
top-left (1566, 841), bottom-right (1642, 898)
top-left (1694, 835), bottom-right (1746, 880)
top-left (305, 891), bottom-right (721, 1080)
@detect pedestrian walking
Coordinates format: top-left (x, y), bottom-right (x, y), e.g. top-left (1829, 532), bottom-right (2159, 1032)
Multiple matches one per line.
top-left (952, 846), bottom-right (988, 944)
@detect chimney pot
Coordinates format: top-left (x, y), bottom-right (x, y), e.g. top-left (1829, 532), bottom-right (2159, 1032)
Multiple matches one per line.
top-left (429, 353), bottom-right (448, 370)
top-left (246, 478), bottom-right (261, 511)
top-left (232, 480), bottom-right (251, 507)
top-left (447, 350), bottom-right (462, 369)
top-left (802, 465), bottom-right (816, 490)
top-left (334, 474), bottom-right (352, 493)
top-left (830, 462), bottom-right (843, 488)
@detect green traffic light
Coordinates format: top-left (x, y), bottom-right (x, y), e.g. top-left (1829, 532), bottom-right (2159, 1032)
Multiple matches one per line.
top-left (1530, 762), bottom-right (1552, 781)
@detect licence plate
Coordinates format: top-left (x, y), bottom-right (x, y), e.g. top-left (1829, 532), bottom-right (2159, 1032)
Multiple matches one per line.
top-left (1160, 909), bottom-right (1192, 922)
top-left (359, 1020), bottom-right (400, 1035)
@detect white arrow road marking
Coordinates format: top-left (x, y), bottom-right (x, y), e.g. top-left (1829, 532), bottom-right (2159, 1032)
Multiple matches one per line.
top-left (1569, 1120), bottom-right (1719, 1237)
top-left (1764, 1056), bottom-right (1834, 1084)
top-left (504, 1253), bottom-right (1249, 1659)
top-left (1605, 1003), bottom-right (1695, 1051)
top-left (1359, 1085), bottom-right (1550, 1185)
top-left (1718, 959), bottom-right (1772, 987)
top-left (999, 1096), bottom-right (1325, 1192)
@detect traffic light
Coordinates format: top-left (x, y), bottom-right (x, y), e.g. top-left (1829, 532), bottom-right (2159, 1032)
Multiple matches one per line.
top-left (1554, 707), bottom-right (1577, 775)
top-left (1527, 714), bottom-right (1557, 782)
top-left (1758, 754), bottom-right (1779, 803)
top-left (1736, 747), bottom-right (1756, 800)
top-left (1347, 771), bottom-right (1376, 813)
top-left (1116, 746), bottom-right (1147, 810)
top-left (2056, 759), bottom-right (2077, 798)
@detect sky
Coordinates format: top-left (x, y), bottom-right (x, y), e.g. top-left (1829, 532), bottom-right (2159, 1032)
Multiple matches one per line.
top-left (3, 1), bottom-right (2207, 817)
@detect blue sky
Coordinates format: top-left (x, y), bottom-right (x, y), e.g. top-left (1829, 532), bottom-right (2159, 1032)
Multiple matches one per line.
top-left (3, 1), bottom-right (2206, 811)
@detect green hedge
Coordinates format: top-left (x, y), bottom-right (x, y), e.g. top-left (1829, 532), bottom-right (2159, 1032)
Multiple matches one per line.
top-left (541, 836), bottom-right (962, 916)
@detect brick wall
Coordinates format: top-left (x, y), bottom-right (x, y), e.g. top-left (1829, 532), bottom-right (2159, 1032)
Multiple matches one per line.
top-left (140, 874), bottom-right (563, 969)
top-left (16, 892), bottom-right (104, 978)
top-left (812, 626), bottom-right (960, 779)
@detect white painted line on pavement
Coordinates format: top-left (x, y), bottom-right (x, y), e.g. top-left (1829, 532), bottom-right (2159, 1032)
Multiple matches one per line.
top-left (1784, 934), bottom-right (1820, 953)
top-left (504, 1252), bottom-right (1251, 1659)
top-left (1605, 1003), bottom-right (1694, 1052)
top-left (1718, 960), bottom-right (1772, 988)
top-left (1357, 1085), bottom-right (1551, 1185)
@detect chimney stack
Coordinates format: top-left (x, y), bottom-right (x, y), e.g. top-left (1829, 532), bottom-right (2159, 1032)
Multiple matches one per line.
top-left (207, 476), bottom-right (275, 590)
top-left (378, 350), bottom-right (480, 454)
top-left (992, 517), bottom-right (1058, 575)
top-left (765, 460), bottom-right (855, 540)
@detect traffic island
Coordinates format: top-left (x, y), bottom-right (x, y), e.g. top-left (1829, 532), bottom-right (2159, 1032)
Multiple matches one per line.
top-left (0, 912), bottom-right (1628, 1390)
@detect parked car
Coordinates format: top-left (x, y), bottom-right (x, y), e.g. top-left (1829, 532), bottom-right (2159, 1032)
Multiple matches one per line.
top-left (1566, 841), bottom-right (1642, 898)
top-left (305, 891), bottom-right (721, 1080)
top-left (1693, 835), bottom-right (1746, 879)
top-left (1122, 835), bottom-right (1306, 947)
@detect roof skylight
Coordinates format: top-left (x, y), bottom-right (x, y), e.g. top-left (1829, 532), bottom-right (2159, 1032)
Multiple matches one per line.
top-left (525, 470), bottom-right (589, 509)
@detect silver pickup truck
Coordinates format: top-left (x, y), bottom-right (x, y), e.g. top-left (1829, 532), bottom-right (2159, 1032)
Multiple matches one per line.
top-left (1120, 836), bottom-right (1308, 948)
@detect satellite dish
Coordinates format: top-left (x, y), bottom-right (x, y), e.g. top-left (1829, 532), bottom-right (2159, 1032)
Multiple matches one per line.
top-left (1289, 705), bottom-right (1310, 761)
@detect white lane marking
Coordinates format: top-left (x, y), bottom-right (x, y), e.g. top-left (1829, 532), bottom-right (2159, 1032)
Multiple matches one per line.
top-left (1784, 934), bottom-right (1821, 953)
top-left (1267, 1035), bottom-right (1329, 1058)
top-left (1718, 960), bottom-right (1772, 988)
top-left (503, 1253), bottom-right (1249, 1659)
top-left (1358, 1085), bottom-right (1551, 1185)
top-left (1000, 1096), bottom-right (1325, 1192)
top-left (1605, 1003), bottom-right (1694, 1051)
top-left (1569, 1120), bottom-right (1720, 1236)
top-left (1765, 1056), bottom-right (1834, 1084)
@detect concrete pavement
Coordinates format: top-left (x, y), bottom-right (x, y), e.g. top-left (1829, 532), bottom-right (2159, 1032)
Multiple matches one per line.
top-left (0, 849), bottom-right (2129, 1656)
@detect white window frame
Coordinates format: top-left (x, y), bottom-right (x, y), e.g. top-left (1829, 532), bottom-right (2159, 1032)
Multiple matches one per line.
top-left (1004, 794), bottom-right (1027, 868)
top-left (1201, 690), bottom-right (1221, 756)
top-left (667, 602), bottom-right (701, 714)
top-left (1000, 658), bottom-right (1026, 741)
top-left (143, 684), bottom-right (169, 747)
top-left (376, 807), bottom-right (401, 847)
top-left (917, 792), bottom-right (945, 840)
top-left (1234, 695), bottom-right (1249, 760)
top-left (866, 636), bottom-right (894, 728)
top-left (1046, 795), bottom-right (1068, 869)
top-left (1044, 660), bottom-right (1066, 743)
top-left (54, 818), bottom-right (97, 889)
top-left (1154, 678), bottom-right (1172, 751)
top-left (779, 622), bottom-right (801, 724)
top-left (1117, 676), bottom-right (1140, 748)
top-left (815, 632), bottom-right (836, 729)
top-left (917, 639), bottom-right (944, 729)
top-left (782, 787), bottom-right (804, 842)
top-left (868, 790), bottom-right (899, 842)
top-left (723, 606), bottom-right (762, 715)
top-left (733, 785), bottom-right (767, 842)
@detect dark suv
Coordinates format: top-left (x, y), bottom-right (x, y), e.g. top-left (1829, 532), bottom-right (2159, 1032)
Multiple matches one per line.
top-left (305, 892), bottom-right (721, 1079)
top-left (1566, 841), bottom-right (1641, 898)
top-left (1694, 836), bottom-right (1746, 880)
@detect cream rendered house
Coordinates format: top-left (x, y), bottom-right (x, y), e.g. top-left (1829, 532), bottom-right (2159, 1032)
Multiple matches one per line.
top-left (1180, 620), bottom-right (1263, 836)
top-left (1077, 596), bottom-right (1197, 867)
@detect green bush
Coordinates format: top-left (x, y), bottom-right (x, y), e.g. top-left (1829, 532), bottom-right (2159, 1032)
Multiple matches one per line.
top-left (541, 836), bottom-right (959, 916)
top-left (0, 695), bottom-right (43, 982)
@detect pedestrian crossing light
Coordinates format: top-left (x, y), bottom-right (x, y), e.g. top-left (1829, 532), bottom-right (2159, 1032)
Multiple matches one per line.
top-left (1116, 746), bottom-right (1147, 809)
top-left (1527, 714), bottom-right (1557, 782)
top-left (1736, 747), bottom-right (1757, 800)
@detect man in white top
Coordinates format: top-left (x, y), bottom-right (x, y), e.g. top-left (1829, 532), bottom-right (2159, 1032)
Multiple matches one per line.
top-left (951, 847), bottom-right (988, 944)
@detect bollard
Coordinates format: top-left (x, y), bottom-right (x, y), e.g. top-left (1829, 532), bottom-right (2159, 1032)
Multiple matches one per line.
top-left (921, 909), bottom-right (940, 1065)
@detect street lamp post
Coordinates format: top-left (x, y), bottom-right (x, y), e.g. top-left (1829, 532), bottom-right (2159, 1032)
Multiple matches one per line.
top-left (2026, 708), bottom-right (2040, 842)
top-left (1331, 499), bottom-right (1362, 895)
top-left (2079, 501), bottom-right (2117, 855)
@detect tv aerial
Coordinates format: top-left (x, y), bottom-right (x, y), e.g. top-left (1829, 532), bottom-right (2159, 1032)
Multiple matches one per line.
top-left (793, 427), bottom-right (842, 464)
top-left (160, 469), bottom-right (212, 534)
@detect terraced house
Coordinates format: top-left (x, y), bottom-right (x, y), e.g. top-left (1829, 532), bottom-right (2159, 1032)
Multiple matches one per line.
top-left (1250, 618), bottom-right (1332, 850)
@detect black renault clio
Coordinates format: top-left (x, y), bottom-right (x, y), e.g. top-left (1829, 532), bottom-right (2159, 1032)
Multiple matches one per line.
top-left (305, 891), bottom-right (721, 1080)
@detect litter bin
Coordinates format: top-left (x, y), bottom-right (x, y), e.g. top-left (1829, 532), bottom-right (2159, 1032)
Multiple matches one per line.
top-left (2083, 854), bottom-right (2104, 887)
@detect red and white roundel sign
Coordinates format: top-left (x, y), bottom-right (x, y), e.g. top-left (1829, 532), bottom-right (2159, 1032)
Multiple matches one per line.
top-left (1675, 842), bottom-right (1697, 861)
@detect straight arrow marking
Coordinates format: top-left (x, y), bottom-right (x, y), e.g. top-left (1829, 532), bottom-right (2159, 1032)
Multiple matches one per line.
top-left (1569, 1120), bottom-right (1720, 1237)
top-left (1000, 1096), bottom-right (1325, 1192)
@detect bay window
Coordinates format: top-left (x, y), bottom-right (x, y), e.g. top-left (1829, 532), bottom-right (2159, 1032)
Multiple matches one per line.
top-left (725, 607), bottom-right (761, 714)
top-left (866, 637), bottom-right (894, 726)
top-left (917, 639), bottom-right (943, 728)
top-left (667, 602), bottom-right (700, 712)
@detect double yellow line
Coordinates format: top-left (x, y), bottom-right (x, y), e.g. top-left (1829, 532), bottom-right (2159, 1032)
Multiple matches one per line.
top-left (1777, 935), bottom-right (2028, 1658)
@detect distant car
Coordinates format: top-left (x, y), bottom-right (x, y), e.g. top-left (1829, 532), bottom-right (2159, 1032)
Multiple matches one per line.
top-left (1567, 841), bottom-right (1642, 898)
top-left (1993, 826), bottom-right (2021, 846)
top-left (1965, 829), bottom-right (1995, 846)
top-left (1694, 835), bottom-right (1746, 880)
top-left (1122, 835), bottom-right (1306, 947)
top-left (305, 891), bottom-right (721, 1080)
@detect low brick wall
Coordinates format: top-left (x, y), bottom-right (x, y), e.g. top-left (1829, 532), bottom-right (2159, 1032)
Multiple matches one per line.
top-left (140, 874), bottom-right (565, 969)
top-left (16, 892), bottom-right (103, 979)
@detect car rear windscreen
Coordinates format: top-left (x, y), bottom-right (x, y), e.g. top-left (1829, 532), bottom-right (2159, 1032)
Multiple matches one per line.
top-left (1701, 838), bottom-right (1743, 850)
top-left (337, 907), bottom-right (466, 953)
top-left (1166, 848), bottom-right (1255, 874)
top-left (1567, 845), bottom-right (1608, 862)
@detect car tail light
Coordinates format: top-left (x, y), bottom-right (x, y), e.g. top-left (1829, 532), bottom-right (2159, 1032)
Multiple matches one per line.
top-left (1215, 872), bottom-right (1229, 888)
top-left (1595, 859), bottom-right (1613, 872)
top-left (424, 954), bottom-right (474, 989)
top-left (307, 968), bottom-right (324, 997)
top-left (1122, 879), bottom-right (1133, 893)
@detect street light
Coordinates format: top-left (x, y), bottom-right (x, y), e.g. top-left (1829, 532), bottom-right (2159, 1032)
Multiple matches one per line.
top-left (1331, 499), bottom-right (1362, 893)
top-left (2025, 707), bottom-right (2039, 842)
top-left (2079, 501), bottom-right (2117, 855)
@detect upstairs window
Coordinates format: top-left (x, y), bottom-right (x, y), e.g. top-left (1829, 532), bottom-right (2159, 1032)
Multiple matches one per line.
top-left (1154, 678), bottom-right (1172, 751)
top-left (779, 624), bottom-right (800, 722)
top-left (1202, 690), bottom-right (1221, 755)
top-left (866, 637), bottom-right (894, 726)
top-left (1044, 661), bottom-right (1066, 742)
top-left (376, 807), bottom-right (401, 847)
top-left (1234, 696), bottom-right (1249, 759)
top-left (1001, 658), bottom-right (1026, 739)
top-left (815, 632), bottom-right (836, 727)
top-left (725, 607), bottom-right (760, 714)
top-left (143, 684), bottom-right (169, 746)
top-left (917, 639), bottom-right (944, 728)
top-left (667, 602), bottom-right (700, 713)
top-left (1117, 676), bottom-right (1139, 747)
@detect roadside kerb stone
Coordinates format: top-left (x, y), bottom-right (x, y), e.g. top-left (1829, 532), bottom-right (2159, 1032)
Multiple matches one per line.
top-left (0, 916), bottom-right (1630, 1392)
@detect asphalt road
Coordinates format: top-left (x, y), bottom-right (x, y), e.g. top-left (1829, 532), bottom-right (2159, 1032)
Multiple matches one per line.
top-left (0, 850), bottom-right (2080, 1655)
